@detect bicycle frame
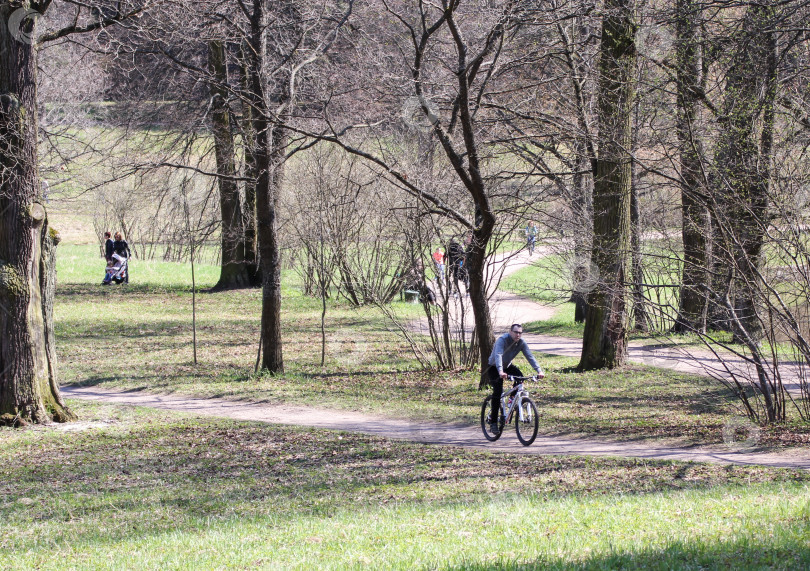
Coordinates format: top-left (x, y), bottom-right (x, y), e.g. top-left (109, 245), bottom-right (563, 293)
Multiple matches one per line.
top-left (500, 377), bottom-right (533, 424)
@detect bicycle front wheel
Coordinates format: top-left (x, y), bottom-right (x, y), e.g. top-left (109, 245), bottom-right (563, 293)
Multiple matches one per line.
top-left (515, 397), bottom-right (539, 446)
top-left (480, 395), bottom-right (504, 442)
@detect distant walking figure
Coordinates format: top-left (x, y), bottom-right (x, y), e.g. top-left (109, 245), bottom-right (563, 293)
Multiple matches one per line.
top-left (525, 221), bottom-right (538, 255)
top-left (432, 248), bottom-right (445, 281)
top-left (447, 239), bottom-right (467, 293)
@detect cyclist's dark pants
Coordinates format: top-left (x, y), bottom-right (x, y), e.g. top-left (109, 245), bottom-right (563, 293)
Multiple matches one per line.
top-left (486, 364), bottom-right (524, 422)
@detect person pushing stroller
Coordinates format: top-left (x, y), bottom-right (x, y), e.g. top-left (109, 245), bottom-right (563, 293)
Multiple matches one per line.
top-left (102, 232), bottom-right (131, 285)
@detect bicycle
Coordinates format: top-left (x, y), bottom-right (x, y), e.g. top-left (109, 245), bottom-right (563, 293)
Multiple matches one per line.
top-left (480, 375), bottom-right (540, 446)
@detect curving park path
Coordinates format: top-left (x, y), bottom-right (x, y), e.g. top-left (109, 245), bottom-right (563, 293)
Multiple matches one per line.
top-left (425, 247), bottom-right (809, 396)
top-left (61, 385), bottom-right (810, 470)
top-left (60, 244), bottom-right (810, 470)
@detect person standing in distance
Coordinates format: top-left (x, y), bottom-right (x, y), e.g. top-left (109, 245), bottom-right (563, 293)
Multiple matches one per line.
top-left (486, 324), bottom-right (544, 433)
top-left (101, 231), bottom-right (115, 285)
top-left (112, 232), bottom-right (131, 283)
top-left (103, 231), bottom-right (114, 262)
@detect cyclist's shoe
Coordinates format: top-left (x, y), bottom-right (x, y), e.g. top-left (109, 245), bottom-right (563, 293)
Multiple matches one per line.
top-left (489, 421), bottom-right (501, 434)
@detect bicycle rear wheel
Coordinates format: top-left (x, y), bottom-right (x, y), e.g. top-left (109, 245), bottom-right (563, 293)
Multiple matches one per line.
top-left (515, 397), bottom-right (539, 446)
top-left (480, 395), bottom-right (504, 442)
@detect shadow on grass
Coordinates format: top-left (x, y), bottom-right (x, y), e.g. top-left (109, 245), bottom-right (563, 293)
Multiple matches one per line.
top-left (441, 532), bottom-right (810, 570)
top-left (4, 413), bottom-right (808, 552)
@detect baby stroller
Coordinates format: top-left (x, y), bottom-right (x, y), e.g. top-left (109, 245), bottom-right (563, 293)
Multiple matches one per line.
top-left (102, 253), bottom-right (129, 285)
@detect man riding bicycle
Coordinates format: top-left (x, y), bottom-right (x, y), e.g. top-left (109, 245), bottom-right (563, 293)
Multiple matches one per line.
top-left (486, 324), bottom-right (544, 433)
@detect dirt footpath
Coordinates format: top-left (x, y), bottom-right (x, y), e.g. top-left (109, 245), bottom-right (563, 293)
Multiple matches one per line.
top-left (58, 247), bottom-right (810, 471)
top-left (61, 386), bottom-right (810, 470)
top-left (470, 249), bottom-right (808, 395)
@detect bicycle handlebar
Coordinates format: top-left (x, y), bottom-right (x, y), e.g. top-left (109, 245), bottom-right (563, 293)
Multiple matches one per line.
top-left (507, 375), bottom-right (538, 382)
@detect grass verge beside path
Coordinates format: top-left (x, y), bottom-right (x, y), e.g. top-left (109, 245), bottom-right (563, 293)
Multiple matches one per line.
top-left (2, 402), bottom-right (809, 570)
top-left (55, 275), bottom-right (810, 449)
top-left (500, 258), bottom-right (736, 347)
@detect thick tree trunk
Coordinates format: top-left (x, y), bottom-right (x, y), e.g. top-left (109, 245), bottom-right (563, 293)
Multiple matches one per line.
top-left (673, 0), bottom-right (710, 334)
top-left (247, 0), bottom-right (283, 373)
top-left (0, 6), bottom-right (75, 424)
top-left (578, 0), bottom-right (636, 370)
top-left (239, 43), bottom-right (261, 286)
top-left (712, 2), bottom-right (776, 343)
top-left (208, 41), bottom-right (254, 290)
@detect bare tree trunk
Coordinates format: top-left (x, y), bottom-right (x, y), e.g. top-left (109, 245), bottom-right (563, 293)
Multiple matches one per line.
top-left (578, 0), bottom-right (637, 370)
top-left (673, 0), bottom-right (710, 334)
top-left (208, 41), bottom-right (252, 290)
top-left (246, 0), bottom-right (283, 373)
top-left (571, 146), bottom-right (592, 324)
top-left (712, 2), bottom-right (777, 343)
top-left (630, 159), bottom-right (649, 332)
top-left (0, 6), bottom-right (75, 424)
top-left (559, 21), bottom-right (595, 324)
top-left (467, 226), bottom-right (495, 377)
top-left (239, 43), bottom-right (261, 286)
top-left (629, 85), bottom-right (649, 333)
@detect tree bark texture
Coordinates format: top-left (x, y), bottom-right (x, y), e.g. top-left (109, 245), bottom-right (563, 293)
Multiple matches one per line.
top-left (208, 41), bottom-right (254, 290)
top-left (630, 160), bottom-right (650, 332)
top-left (571, 145), bottom-right (592, 324)
top-left (673, 0), bottom-right (710, 334)
top-left (711, 2), bottom-right (777, 342)
top-left (247, 0), bottom-right (283, 373)
top-left (239, 42), bottom-right (260, 285)
top-left (467, 223), bottom-right (495, 378)
top-left (0, 5), bottom-right (75, 423)
top-left (578, 0), bottom-right (637, 370)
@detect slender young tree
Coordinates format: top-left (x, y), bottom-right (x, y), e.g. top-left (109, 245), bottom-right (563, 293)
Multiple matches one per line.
top-left (308, 1), bottom-right (535, 375)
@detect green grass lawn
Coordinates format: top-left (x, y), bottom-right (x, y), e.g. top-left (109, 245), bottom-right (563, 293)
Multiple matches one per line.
top-left (58, 243), bottom-right (223, 287)
top-left (2, 402), bottom-right (809, 570)
top-left (500, 257), bottom-right (739, 347)
top-left (53, 249), bottom-right (810, 448)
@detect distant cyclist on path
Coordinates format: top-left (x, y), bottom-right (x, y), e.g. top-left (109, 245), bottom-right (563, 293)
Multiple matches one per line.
top-left (486, 324), bottom-right (544, 433)
top-left (525, 221), bottom-right (538, 255)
